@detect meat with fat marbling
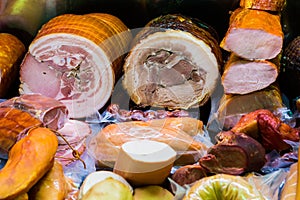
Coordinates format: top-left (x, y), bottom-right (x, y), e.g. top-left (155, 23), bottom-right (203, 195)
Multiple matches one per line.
top-left (19, 13), bottom-right (132, 118)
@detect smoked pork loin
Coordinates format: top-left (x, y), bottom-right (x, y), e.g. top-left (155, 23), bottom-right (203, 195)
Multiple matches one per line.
top-left (122, 14), bottom-right (222, 110)
top-left (19, 13), bottom-right (132, 118)
top-left (220, 8), bottom-right (283, 60)
top-left (222, 54), bottom-right (279, 94)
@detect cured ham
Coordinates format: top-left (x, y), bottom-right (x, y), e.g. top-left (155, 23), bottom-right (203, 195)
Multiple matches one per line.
top-left (19, 13), bottom-right (132, 118)
top-left (0, 94), bottom-right (68, 130)
top-left (220, 8), bottom-right (283, 60)
top-left (55, 119), bottom-right (92, 166)
top-left (122, 14), bottom-right (222, 110)
top-left (222, 54), bottom-right (279, 94)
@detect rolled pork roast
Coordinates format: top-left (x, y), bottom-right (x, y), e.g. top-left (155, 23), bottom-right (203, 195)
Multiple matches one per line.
top-left (122, 14), bottom-right (223, 110)
top-left (19, 13), bottom-right (132, 118)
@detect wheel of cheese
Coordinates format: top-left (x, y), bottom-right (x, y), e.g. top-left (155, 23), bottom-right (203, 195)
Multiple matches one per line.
top-left (113, 140), bottom-right (176, 186)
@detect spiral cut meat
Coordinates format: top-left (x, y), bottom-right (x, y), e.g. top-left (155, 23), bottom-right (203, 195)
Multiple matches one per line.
top-left (20, 13), bottom-right (132, 118)
top-left (122, 14), bottom-right (222, 110)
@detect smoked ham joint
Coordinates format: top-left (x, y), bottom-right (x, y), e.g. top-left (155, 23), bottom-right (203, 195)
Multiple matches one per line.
top-left (0, 0), bottom-right (300, 199)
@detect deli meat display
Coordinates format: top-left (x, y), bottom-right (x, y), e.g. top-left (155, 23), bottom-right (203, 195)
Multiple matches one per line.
top-left (0, 0), bottom-right (300, 199)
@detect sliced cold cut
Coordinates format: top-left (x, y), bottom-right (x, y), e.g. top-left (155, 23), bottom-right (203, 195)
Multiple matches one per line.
top-left (222, 54), bottom-right (279, 94)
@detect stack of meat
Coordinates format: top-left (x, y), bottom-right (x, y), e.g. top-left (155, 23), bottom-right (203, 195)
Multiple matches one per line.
top-left (216, 0), bottom-right (286, 129)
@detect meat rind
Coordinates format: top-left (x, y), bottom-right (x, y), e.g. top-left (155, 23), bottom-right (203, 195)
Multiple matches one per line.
top-left (220, 8), bottom-right (283, 60)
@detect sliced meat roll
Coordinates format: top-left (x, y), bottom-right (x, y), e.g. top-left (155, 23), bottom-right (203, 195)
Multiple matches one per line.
top-left (20, 13), bottom-right (132, 118)
top-left (222, 54), bottom-right (279, 94)
top-left (220, 8), bottom-right (283, 60)
top-left (122, 14), bottom-right (222, 110)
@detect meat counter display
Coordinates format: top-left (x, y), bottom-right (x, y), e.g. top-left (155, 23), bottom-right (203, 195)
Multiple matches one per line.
top-left (0, 0), bottom-right (300, 199)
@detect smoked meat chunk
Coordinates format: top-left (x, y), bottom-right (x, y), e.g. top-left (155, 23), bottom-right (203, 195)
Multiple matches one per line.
top-left (220, 8), bottom-right (283, 60)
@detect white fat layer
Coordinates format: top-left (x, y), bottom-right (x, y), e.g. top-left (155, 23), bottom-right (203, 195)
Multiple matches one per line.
top-left (122, 140), bottom-right (176, 162)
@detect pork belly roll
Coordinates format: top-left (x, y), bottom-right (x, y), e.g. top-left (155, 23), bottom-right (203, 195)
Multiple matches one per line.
top-left (20, 13), bottom-right (132, 118)
top-left (240, 0), bottom-right (286, 12)
top-left (222, 54), bottom-right (279, 94)
top-left (122, 14), bottom-right (222, 110)
top-left (220, 8), bottom-right (283, 60)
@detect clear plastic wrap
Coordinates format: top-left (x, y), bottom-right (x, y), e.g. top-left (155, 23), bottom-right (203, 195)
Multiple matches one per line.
top-left (170, 170), bottom-right (288, 200)
top-left (86, 108), bottom-right (214, 168)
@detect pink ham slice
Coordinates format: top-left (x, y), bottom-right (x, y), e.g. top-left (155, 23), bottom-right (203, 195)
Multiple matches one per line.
top-left (220, 8), bottom-right (283, 60)
top-left (222, 54), bottom-right (279, 94)
top-left (55, 119), bottom-right (92, 166)
top-left (0, 93), bottom-right (68, 130)
top-left (19, 13), bottom-right (132, 118)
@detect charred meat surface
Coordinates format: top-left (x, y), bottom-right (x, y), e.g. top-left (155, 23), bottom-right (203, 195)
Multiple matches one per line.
top-left (199, 131), bottom-right (266, 175)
